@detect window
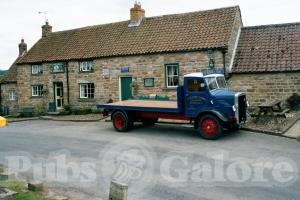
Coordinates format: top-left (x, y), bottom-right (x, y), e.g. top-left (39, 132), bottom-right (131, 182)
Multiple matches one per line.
top-left (9, 90), bottom-right (17, 101)
top-left (79, 61), bottom-right (94, 72)
top-left (32, 85), bottom-right (43, 97)
top-left (79, 83), bottom-right (95, 99)
top-left (31, 65), bottom-right (43, 75)
top-left (205, 77), bottom-right (218, 91)
top-left (216, 76), bottom-right (227, 89)
top-left (187, 79), bottom-right (206, 92)
top-left (165, 64), bottom-right (179, 87)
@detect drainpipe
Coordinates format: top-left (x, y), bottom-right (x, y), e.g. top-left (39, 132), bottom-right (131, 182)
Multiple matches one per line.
top-left (221, 47), bottom-right (228, 79)
top-left (66, 61), bottom-right (70, 104)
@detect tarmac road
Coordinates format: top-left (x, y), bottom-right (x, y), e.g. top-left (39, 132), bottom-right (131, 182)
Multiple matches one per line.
top-left (0, 120), bottom-right (299, 200)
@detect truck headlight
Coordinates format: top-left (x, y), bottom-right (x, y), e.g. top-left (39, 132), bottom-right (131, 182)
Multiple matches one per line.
top-left (232, 105), bottom-right (237, 112)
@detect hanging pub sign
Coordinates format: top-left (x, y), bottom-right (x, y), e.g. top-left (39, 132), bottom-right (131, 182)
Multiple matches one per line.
top-left (120, 66), bottom-right (129, 73)
top-left (49, 63), bottom-right (65, 73)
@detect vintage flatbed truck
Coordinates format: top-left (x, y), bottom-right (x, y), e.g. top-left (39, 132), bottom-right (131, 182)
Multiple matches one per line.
top-left (97, 72), bottom-right (248, 140)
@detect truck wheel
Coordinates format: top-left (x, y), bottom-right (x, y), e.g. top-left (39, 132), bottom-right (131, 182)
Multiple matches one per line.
top-left (198, 115), bottom-right (223, 140)
top-left (112, 111), bottom-right (131, 132)
top-left (142, 118), bottom-right (158, 126)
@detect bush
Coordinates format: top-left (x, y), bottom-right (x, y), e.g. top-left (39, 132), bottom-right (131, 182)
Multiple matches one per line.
top-left (63, 104), bottom-right (71, 112)
top-left (71, 107), bottom-right (92, 115)
top-left (92, 108), bottom-right (103, 114)
top-left (287, 93), bottom-right (300, 107)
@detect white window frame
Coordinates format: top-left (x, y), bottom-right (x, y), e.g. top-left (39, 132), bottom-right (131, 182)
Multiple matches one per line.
top-left (79, 83), bottom-right (95, 99)
top-left (79, 61), bottom-right (94, 72)
top-left (165, 64), bottom-right (179, 88)
top-left (32, 85), bottom-right (43, 97)
top-left (9, 90), bottom-right (17, 101)
top-left (31, 65), bottom-right (43, 75)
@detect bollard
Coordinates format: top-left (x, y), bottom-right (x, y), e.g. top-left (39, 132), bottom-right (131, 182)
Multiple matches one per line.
top-left (0, 116), bottom-right (8, 128)
top-left (109, 181), bottom-right (128, 200)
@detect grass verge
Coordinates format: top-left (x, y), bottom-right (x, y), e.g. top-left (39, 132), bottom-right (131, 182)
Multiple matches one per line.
top-left (0, 179), bottom-right (43, 200)
top-left (297, 136), bottom-right (300, 142)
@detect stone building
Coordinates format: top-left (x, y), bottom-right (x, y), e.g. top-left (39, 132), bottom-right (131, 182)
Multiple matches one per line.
top-left (3, 4), bottom-right (242, 113)
top-left (0, 39), bottom-right (27, 114)
top-left (229, 23), bottom-right (300, 106)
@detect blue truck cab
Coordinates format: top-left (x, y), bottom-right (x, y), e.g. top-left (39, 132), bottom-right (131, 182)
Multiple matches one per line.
top-left (97, 72), bottom-right (248, 140)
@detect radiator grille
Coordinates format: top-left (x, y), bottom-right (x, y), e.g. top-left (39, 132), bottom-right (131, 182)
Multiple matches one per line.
top-left (238, 94), bottom-right (247, 123)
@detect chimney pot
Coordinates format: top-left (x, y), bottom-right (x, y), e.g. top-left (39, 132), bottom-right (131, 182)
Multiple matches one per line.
top-left (18, 39), bottom-right (27, 57)
top-left (42, 21), bottom-right (52, 38)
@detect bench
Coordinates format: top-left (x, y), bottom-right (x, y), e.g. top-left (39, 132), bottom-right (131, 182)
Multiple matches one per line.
top-left (19, 106), bottom-right (36, 117)
top-left (255, 100), bottom-right (290, 123)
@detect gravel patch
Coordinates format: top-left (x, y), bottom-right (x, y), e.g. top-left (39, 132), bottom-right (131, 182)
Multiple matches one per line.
top-left (244, 111), bottom-right (300, 136)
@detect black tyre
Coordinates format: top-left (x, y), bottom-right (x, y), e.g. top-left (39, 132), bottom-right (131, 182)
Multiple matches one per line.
top-left (198, 114), bottom-right (223, 140)
top-left (112, 111), bottom-right (132, 132)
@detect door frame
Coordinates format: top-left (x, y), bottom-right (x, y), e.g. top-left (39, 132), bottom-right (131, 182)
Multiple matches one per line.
top-left (119, 76), bottom-right (133, 101)
top-left (53, 82), bottom-right (64, 110)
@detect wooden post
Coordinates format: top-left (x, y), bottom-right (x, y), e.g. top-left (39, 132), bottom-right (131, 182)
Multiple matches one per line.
top-left (109, 181), bottom-right (128, 200)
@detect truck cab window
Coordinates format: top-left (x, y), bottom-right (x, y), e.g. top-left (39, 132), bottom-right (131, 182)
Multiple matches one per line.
top-left (205, 77), bottom-right (218, 90)
top-left (187, 79), bottom-right (206, 92)
top-left (216, 76), bottom-right (227, 89)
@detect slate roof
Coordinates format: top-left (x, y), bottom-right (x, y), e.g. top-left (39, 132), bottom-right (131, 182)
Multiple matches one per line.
top-left (232, 22), bottom-right (300, 73)
top-left (0, 57), bottom-right (21, 83)
top-left (18, 6), bottom-right (240, 64)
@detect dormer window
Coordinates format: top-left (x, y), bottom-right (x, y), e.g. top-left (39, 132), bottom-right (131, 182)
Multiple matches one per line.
top-left (79, 61), bottom-right (94, 72)
top-left (31, 65), bottom-right (43, 75)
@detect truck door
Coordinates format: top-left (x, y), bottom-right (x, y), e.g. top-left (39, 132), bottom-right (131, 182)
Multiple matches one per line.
top-left (184, 78), bottom-right (210, 116)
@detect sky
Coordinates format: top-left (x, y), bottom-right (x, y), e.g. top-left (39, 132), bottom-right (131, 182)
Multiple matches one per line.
top-left (0, 0), bottom-right (299, 70)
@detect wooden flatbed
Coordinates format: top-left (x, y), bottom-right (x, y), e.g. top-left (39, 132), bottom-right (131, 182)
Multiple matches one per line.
top-left (97, 99), bottom-right (180, 113)
top-left (106, 100), bottom-right (177, 109)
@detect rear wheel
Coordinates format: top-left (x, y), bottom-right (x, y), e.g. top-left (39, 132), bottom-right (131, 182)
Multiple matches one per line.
top-left (198, 115), bottom-right (223, 140)
top-left (112, 111), bottom-right (132, 132)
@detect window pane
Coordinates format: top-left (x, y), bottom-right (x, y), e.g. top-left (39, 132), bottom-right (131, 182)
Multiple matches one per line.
top-left (188, 79), bottom-right (205, 92)
top-left (166, 64), bottom-right (179, 87)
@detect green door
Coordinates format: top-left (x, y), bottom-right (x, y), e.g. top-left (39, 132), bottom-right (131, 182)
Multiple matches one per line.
top-left (121, 77), bottom-right (132, 100)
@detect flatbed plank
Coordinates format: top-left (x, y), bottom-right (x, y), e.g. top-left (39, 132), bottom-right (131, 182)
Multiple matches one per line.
top-left (106, 100), bottom-right (178, 109)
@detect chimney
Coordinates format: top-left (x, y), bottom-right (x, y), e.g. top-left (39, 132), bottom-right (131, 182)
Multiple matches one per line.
top-left (42, 21), bottom-right (52, 37)
top-left (130, 2), bottom-right (145, 24)
top-left (18, 39), bottom-right (27, 57)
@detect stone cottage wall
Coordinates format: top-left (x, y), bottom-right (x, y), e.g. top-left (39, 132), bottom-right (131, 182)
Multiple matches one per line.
top-left (228, 73), bottom-right (300, 106)
top-left (18, 50), bottom-right (226, 110)
top-left (1, 83), bottom-right (18, 114)
top-left (17, 63), bottom-right (68, 112)
top-left (68, 51), bottom-right (227, 108)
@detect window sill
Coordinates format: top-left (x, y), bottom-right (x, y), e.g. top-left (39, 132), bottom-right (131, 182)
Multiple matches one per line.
top-left (79, 70), bottom-right (94, 73)
top-left (78, 98), bottom-right (96, 102)
top-left (30, 96), bottom-right (43, 99)
top-left (162, 87), bottom-right (178, 91)
top-left (31, 73), bottom-right (43, 76)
